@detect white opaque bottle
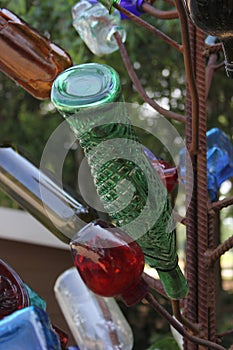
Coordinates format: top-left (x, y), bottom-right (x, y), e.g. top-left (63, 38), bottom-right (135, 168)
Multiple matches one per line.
top-left (54, 267), bottom-right (134, 350)
top-left (72, 0), bottom-right (126, 56)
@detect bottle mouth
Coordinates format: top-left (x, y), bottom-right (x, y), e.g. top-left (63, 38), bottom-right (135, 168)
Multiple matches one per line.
top-left (51, 63), bottom-right (121, 112)
top-left (106, 26), bottom-right (126, 48)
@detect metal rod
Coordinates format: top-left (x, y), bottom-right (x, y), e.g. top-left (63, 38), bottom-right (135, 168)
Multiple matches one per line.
top-left (182, 19), bottom-right (198, 350)
top-left (114, 32), bottom-right (186, 123)
top-left (142, 2), bottom-right (179, 19)
top-left (208, 196), bottom-right (233, 211)
top-left (171, 299), bottom-right (201, 334)
top-left (142, 272), bottom-right (169, 299)
top-left (205, 235), bottom-right (233, 266)
top-left (146, 293), bottom-right (227, 350)
top-left (174, 0), bottom-right (199, 154)
top-left (114, 3), bottom-right (182, 51)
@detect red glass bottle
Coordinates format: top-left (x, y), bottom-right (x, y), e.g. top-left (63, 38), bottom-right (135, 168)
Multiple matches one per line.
top-left (0, 259), bottom-right (30, 319)
top-left (144, 147), bottom-right (178, 192)
top-left (70, 220), bottom-right (148, 306)
top-left (0, 8), bottom-right (72, 99)
top-left (150, 159), bottom-right (178, 193)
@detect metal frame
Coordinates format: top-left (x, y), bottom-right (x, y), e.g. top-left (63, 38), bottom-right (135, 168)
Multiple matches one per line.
top-left (114, 1), bottom-right (233, 348)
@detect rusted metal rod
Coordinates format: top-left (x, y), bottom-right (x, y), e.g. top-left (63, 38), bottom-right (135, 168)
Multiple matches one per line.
top-left (114, 32), bottom-right (186, 123)
top-left (114, 3), bottom-right (182, 51)
top-left (174, 0), bottom-right (199, 154)
top-left (146, 293), bottom-right (227, 350)
top-left (206, 53), bottom-right (219, 99)
top-left (142, 2), bottom-right (179, 19)
top-left (205, 235), bottom-right (233, 266)
top-left (142, 272), bottom-right (169, 299)
top-left (208, 196), bottom-right (233, 211)
top-left (171, 299), bottom-right (201, 334)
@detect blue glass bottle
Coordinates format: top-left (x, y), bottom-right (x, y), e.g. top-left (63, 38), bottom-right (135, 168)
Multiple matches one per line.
top-left (179, 128), bottom-right (233, 201)
top-left (206, 128), bottom-right (233, 201)
top-left (119, 0), bottom-right (144, 18)
top-left (0, 306), bottom-right (61, 350)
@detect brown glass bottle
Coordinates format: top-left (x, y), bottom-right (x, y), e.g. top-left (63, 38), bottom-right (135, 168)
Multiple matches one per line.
top-left (0, 8), bottom-right (73, 99)
top-left (0, 144), bottom-right (98, 243)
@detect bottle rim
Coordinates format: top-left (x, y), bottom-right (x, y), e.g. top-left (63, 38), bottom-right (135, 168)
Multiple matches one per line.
top-left (51, 63), bottom-right (121, 112)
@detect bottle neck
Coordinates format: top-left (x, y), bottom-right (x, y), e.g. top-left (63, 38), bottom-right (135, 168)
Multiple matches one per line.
top-left (63, 100), bottom-right (126, 140)
top-left (120, 278), bottom-right (148, 306)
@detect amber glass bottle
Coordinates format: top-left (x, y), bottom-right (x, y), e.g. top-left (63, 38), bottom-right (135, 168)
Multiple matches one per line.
top-left (0, 8), bottom-right (72, 99)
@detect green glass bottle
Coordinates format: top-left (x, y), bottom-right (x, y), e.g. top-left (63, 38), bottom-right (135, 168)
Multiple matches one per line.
top-left (51, 63), bottom-right (188, 299)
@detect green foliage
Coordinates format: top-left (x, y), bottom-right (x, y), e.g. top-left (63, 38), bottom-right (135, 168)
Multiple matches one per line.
top-left (147, 334), bottom-right (180, 350)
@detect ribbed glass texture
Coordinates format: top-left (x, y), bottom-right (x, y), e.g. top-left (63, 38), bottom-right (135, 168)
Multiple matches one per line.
top-left (51, 63), bottom-right (188, 299)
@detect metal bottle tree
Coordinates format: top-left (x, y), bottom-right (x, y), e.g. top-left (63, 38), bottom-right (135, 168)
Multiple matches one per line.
top-left (105, 0), bottom-right (233, 349)
top-left (0, 1), bottom-right (232, 349)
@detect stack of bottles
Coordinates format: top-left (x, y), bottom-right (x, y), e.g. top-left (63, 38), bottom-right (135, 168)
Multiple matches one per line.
top-left (179, 128), bottom-right (233, 201)
top-left (54, 264), bottom-right (134, 349)
top-left (0, 254), bottom-right (135, 349)
top-left (0, 5), bottom-right (189, 348)
top-left (0, 259), bottom-right (69, 349)
top-left (51, 62), bottom-right (188, 300)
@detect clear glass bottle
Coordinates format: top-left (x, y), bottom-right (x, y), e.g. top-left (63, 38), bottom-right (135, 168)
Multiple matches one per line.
top-left (0, 8), bottom-right (72, 99)
top-left (72, 0), bottom-right (126, 56)
top-left (54, 266), bottom-right (134, 350)
top-left (0, 144), bottom-right (97, 243)
top-left (51, 63), bottom-right (188, 299)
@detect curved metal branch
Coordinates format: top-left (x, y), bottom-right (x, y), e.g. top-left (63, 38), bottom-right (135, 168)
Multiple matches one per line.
top-left (206, 53), bottom-right (219, 99)
top-left (114, 32), bottom-right (186, 123)
top-left (142, 272), bottom-right (169, 299)
top-left (114, 3), bottom-right (182, 51)
top-left (174, 0), bottom-right (199, 153)
top-left (208, 196), bottom-right (233, 211)
top-left (146, 293), bottom-right (227, 350)
top-left (205, 235), bottom-right (233, 266)
top-left (171, 299), bottom-right (201, 334)
top-left (142, 2), bottom-right (179, 19)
